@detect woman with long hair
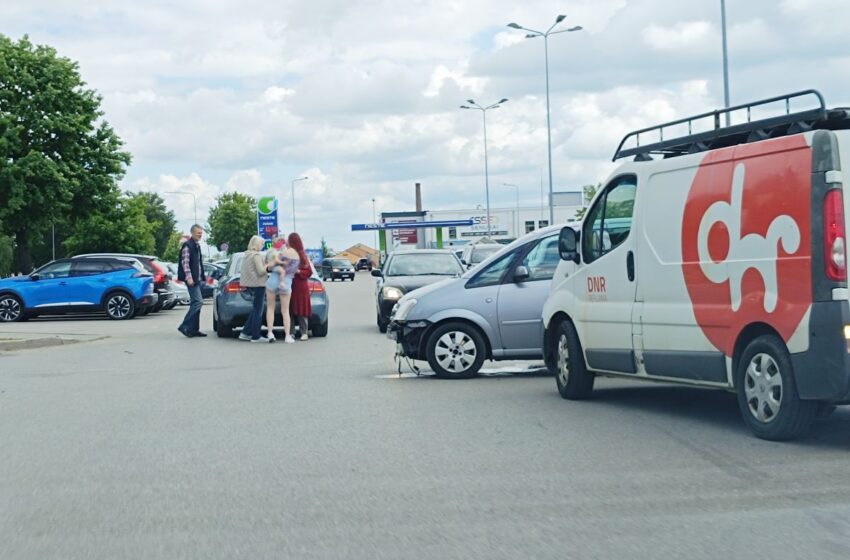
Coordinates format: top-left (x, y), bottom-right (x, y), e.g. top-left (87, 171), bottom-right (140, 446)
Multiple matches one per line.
top-left (287, 232), bottom-right (313, 340)
top-left (264, 236), bottom-right (299, 343)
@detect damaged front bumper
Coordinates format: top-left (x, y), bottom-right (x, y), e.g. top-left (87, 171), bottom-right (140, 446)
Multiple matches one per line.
top-left (386, 319), bottom-right (430, 361)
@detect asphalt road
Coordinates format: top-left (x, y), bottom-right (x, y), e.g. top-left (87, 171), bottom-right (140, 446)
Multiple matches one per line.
top-left (2, 271), bottom-right (850, 559)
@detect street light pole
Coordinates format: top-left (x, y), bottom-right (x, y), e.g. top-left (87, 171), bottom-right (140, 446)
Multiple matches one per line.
top-left (720, 0), bottom-right (731, 126)
top-left (290, 176), bottom-right (308, 233)
top-left (508, 16), bottom-right (582, 225)
top-left (165, 190), bottom-right (198, 226)
top-left (371, 197), bottom-right (377, 249)
top-left (503, 182), bottom-right (520, 238)
top-left (460, 98), bottom-right (509, 237)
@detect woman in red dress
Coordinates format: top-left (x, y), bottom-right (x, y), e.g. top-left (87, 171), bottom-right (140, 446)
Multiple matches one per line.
top-left (287, 232), bottom-right (313, 340)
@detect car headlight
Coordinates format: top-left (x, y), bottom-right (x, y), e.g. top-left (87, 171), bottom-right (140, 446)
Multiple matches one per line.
top-left (393, 298), bottom-right (418, 321)
top-left (382, 286), bottom-right (404, 300)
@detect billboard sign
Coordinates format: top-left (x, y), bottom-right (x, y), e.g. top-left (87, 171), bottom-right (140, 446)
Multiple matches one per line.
top-left (257, 196), bottom-right (279, 247)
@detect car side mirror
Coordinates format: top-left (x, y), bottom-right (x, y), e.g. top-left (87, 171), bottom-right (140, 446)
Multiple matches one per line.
top-left (30, 274), bottom-right (40, 281)
top-left (559, 226), bottom-right (580, 264)
top-left (371, 269), bottom-right (383, 277)
top-left (460, 259), bottom-right (467, 265)
top-left (514, 265), bottom-right (530, 283)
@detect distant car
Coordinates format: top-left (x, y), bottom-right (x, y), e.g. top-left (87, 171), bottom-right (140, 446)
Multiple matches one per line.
top-left (0, 256), bottom-right (156, 322)
top-left (164, 263), bottom-right (191, 306)
top-left (387, 225), bottom-right (563, 378)
top-left (202, 262), bottom-right (225, 298)
top-left (371, 249), bottom-right (464, 333)
top-left (321, 258), bottom-right (355, 281)
top-left (461, 243), bottom-right (503, 270)
top-left (77, 253), bottom-right (175, 312)
top-left (355, 258), bottom-right (373, 271)
top-left (213, 251), bottom-right (330, 338)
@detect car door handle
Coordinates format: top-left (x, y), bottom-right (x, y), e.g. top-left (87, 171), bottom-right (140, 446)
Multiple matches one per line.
top-left (485, 297), bottom-right (493, 303)
top-left (59, 281), bottom-right (67, 286)
top-left (626, 251), bottom-right (635, 282)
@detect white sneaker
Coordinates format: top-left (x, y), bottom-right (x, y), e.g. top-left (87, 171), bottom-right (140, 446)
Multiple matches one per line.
top-left (238, 333), bottom-right (251, 341)
top-left (284, 335), bottom-right (295, 344)
top-left (251, 336), bottom-right (271, 343)
top-left (300, 334), bottom-right (308, 341)
top-left (267, 334), bottom-right (276, 343)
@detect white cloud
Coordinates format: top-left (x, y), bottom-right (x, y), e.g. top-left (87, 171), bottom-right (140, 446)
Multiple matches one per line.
top-left (642, 21), bottom-right (716, 53)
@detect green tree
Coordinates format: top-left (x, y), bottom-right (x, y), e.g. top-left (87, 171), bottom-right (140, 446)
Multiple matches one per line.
top-left (0, 233), bottom-right (13, 277)
top-left (0, 35), bottom-right (131, 272)
top-left (63, 193), bottom-right (156, 255)
top-left (126, 191), bottom-right (177, 257)
top-left (320, 237), bottom-right (334, 258)
top-left (162, 231), bottom-right (185, 263)
top-left (207, 192), bottom-right (256, 252)
top-left (574, 184), bottom-right (600, 220)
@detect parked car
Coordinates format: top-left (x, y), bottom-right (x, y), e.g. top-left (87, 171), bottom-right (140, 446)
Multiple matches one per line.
top-left (460, 242), bottom-right (503, 269)
top-left (202, 262), bottom-right (225, 298)
top-left (164, 263), bottom-right (191, 306)
top-left (355, 258), bottom-right (373, 271)
top-left (76, 253), bottom-right (175, 312)
top-left (321, 258), bottom-right (355, 281)
top-left (0, 256), bottom-right (156, 322)
top-left (387, 226), bottom-right (562, 376)
top-left (542, 89), bottom-right (850, 441)
top-left (213, 251), bottom-right (329, 338)
top-left (372, 249), bottom-right (464, 333)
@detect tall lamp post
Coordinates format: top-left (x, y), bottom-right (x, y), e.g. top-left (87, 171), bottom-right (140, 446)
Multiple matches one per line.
top-left (371, 197), bottom-right (377, 250)
top-left (507, 15), bottom-right (582, 225)
top-left (165, 190), bottom-right (198, 226)
top-left (720, 0), bottom-right (731, 126)
top-left (503, 182), bottom-right (520, 238)
top-left (460, 98), bottom-right (508, 237)
top-left (290, 176), bottom-right (308, 232)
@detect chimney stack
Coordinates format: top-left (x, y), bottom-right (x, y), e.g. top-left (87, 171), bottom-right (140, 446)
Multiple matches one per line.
top-left (415, 182), bottom-right (422, 212)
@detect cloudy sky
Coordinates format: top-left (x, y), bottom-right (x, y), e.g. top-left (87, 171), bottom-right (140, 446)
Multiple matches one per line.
top-left (4, 0), bottom-right (849, 251)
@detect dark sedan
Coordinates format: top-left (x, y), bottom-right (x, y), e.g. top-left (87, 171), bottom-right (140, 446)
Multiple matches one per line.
top-left (321, 258), bottom-right (355, 281)
top-left (372, 249), bottom-right (464, 333)
top-left (213, 252), bottom-right (329, 338)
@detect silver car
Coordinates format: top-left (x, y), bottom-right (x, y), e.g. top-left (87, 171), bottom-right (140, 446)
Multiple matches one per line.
top-left (387, 225), bottom-right (563, 378)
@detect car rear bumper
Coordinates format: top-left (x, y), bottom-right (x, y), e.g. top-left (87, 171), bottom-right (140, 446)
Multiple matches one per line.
top-left (217, 291), bottom-right (329, 327)
top-left (790, 301), bottom-right (850, 403)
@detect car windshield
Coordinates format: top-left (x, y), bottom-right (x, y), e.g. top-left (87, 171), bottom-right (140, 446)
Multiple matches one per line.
top-left (386, 253), bottom-right (461, 276)
top-left (329, 260), bottom-right (350, 267)
top-left (471, 245), bottom-right (502, 263)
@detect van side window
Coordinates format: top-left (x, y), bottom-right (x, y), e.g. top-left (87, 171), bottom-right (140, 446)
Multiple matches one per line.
top-left (582, 176), bottom-right (637, 264)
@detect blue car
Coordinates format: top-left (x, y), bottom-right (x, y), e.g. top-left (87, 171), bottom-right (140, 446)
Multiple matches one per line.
top-left (0, 257), bottom-right (156, 322)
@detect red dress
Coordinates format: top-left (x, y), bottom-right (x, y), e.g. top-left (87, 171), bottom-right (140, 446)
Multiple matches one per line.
top-left (289, 260), bottom-right (312, 317)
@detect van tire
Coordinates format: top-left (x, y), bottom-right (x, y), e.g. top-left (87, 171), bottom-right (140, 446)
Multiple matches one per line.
top-left (426, 322), bottom-right (486, 379)
top-left (554, 320), bottom-right (594, 399)
top-left (735, 335), bottom-right (817, 441)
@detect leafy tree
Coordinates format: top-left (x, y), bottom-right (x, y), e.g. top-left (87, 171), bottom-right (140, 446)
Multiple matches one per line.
top-left (207, 192), bottom-right (256, 253)
top-left (320, 237), bottom-right (334, 258)
top-left (575, 184), bottom-right (600, 220)
top-left (63, 193), bottom-right (156, 255)
top-left (126, 191), bottom-right (177, 257)
top-left (162, 231), bottom-right (185, 263)
top-left (0, 233), bottom-right (13, 277)
top-left (0, 35), bottom-right (131, 272)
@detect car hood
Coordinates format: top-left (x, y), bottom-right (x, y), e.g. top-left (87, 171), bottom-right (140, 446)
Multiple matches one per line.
top-left (383, 275), bottom-right (457, 293)
top-left (0, 277), bottom-right (30, 288)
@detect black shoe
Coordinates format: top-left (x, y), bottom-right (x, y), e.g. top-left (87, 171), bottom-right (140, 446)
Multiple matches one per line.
top-left (194, 331), bottom-right (207, 337)
top-left (178, 326), bottom-right (194, 338)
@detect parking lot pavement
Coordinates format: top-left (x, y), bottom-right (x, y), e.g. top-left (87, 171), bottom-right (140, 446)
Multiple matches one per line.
top-left (2, 270), bottom-right (850, 560)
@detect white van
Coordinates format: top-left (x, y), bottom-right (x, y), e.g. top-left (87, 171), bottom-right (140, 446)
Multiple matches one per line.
top-left (542, 90), bottom-right (850, 440)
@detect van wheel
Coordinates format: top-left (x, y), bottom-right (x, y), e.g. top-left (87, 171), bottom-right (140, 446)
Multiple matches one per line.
top-left (105, 292), bottom-right (135, 320)
top-left (0, 294), bottom-right (24, 322)
top-left (426, 322), bottom-right (485, 379)
top-left (554, 320), bottom-right (594, 399)
top-left (735, 335), bottom-right (817, 441)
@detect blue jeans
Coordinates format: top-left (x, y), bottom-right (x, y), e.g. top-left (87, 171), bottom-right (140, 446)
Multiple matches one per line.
top-left (242, 287), bottom-right (265, 340)
top-left (179, 284), bottom-right (203, 334)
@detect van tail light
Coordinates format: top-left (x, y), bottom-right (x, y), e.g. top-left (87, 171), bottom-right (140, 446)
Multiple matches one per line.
top-left (225, 280), bottom-right (245, 293)
top-left (308, 279), bottom-right (325, 293)
top-left (824, 189), bottom-right (846, 281)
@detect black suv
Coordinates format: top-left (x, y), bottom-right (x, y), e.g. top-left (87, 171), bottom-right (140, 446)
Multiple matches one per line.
top-left (77, 253), bottom-right (176, 312)
top-left (355, 258), bottom-right (373, 271)
top-left (321, 258), bottom-right (355, 281)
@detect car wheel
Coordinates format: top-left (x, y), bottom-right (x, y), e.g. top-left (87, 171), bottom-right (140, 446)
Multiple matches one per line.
top-left (426, 322), bottom-right (486, 379)
top-left (377, 314), bottom-right (388, 333)
top-left (215, 316), bottom-right (237, 338)
top-left (735, 335), bottom-right (817, 441)
top-left (0, 294), bottom-right (24, 322)
top-left (105, 292), bottom-right (135, 320)
top-left (554, 319), bottom-right (594, 399)
top-left (312, 319), bottom-right (329, 337)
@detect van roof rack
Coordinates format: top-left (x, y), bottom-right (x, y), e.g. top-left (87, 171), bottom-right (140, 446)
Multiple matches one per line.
top-left (612, 89), bottom-right (850, 161)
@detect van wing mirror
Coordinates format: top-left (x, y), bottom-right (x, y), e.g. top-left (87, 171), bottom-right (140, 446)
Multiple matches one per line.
top-left (559, 227), bottom-right (580, 264)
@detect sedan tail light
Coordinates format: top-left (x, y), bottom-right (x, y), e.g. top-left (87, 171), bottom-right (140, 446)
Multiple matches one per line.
top-left (308, 279), bottom-right (325, 293)
top-left (224, 280), bottom-right (245, 293)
